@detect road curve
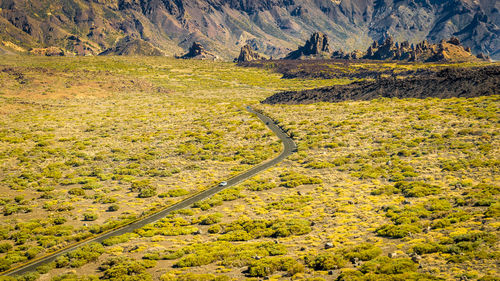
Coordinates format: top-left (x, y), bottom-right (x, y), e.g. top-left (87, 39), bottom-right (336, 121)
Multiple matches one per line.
top-left (4, 106), bottom-right (296, 276)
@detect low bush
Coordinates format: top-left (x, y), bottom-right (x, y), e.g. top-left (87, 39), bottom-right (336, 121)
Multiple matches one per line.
top-left (341, 243), bottom-right (382, 261)
top-left (164, 188), bottom-right (189, 197)
top-left (161, 273), bottom-right (231, 281)
top-left (0, 242), bottom-right (13, 253)
top-left (99, 256), bottom-right (155, 281)
top-left (196, 213), bottom-right (223, 225)
top-left (279, 171), bottom-right (322, 188)
top-left (68, 188), bottom-right (85, 196)
top-left (217, 218), bottom-right (312, 241)
top-left (83, 213), bottom-right (98, 221)
top-left (192, 187), bottom-right (244, 210)
top-left (163, 241), bottom-right (287, 268)
top-left (307, 252), bottom-right (347, 270)
top-left (51, 273), bottom-right (98, 281)
top-left (394, 181), bottom-right (441, 197)
top-left (376, 224), bottom-right (421, 238)
top-left (247, 256), bottom-right (304, 277)
top-left (55, 243), bottom-right (104, 268)
top-left (360, 256), bottom-right (417, 274)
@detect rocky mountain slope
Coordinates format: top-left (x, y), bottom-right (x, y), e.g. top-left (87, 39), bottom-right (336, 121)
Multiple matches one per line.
top-left (0, 0), bottom-right (498, 59)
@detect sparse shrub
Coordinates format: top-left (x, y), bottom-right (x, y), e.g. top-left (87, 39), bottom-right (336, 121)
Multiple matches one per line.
top-left (484, 202), bottom-right (500, 218)
top-left (0, 242), bottom-right (13, 253)
top-left (207, 224), bottom-right (221, 234)
top-left (52, 217), bottom-right (67, 225)
top-left (411, 242), bottom-right (442, 255)
top-left (197, 213), bottom-right (223, 225)
top-left (341, 243), bottom-right (382, 261)
top-left (244, 178), bottom-right (276, 191)
top-left (130, 179), bottom-right (152, 192)
top-left (164, 188), bottom-right (189, 197)
top-left (161, 273), bottom-right (231, 281)
top-left (99, 256), bottom-right (155, 281)
top-left (305, 161), bottom-right (334, 169)
top-left (102, 233), bottom-right (135, 246)
top-left (68, 187), bottom-right (85, 196)
top-left (247, 256), bottom-right (303, 277)
top-left (376, 223), bottom-right (421, 238)
top-left (107, 204), bottom-right (119, 212)
top-left (138, 187), bottom-right (157, 198)
top-left (394, 181), bottom-right (441, 197)
top-left (83, 213), bottom-right (98, 221)
top-left (55, 243), bottom-right (104, 268)
top-left (308, 252), bottom-right (347, 270)
top-left (51, 272), bottom-right (98, 281)
top-left (424, 198), bottom-right (452, 211)
top-left (359, 257), bottom-right (417, 275)
top-left (279, 171), bottom-right (322, 188)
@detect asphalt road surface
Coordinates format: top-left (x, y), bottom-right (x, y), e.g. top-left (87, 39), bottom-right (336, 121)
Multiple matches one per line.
top-left (4, 106), bottom-right (297, 276)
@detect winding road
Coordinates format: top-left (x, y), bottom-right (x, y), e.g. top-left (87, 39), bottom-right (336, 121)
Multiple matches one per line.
top-left (4, 106), bottom-right (297, 276)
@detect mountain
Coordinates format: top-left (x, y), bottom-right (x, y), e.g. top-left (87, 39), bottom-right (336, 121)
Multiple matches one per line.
top-left (0, 0), bottom-right (498, 60)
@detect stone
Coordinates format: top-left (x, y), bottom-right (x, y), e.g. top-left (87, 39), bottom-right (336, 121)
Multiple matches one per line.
top-left (180, 42), bottom-right (218, 60)
top-left (235, 44), bottom-right (266, 62)
top-left (388, 252), bottom-right (398, 258)
top-left (325, 242), bottom-right (334, 249)
top-left (448, 36), bottom-right (461, 46)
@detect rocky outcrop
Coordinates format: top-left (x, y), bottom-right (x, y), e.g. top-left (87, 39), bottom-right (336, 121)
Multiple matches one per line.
top-left (331, 49), bottom-right (365, 60)
top-left (330, 35), bottom-right (485, 62)
top-left (29, 47), bottom-right (65, 56)
top-left (180, 42), bottom-right (218, 60)
top-left (284, 32), bottom-right (331, 60)
top-left (330, 36), bottom-right (490, 62)
top-left (99, 37), bottom-right (165, 56)
top-left (235, 45), bottom-right (266, 63)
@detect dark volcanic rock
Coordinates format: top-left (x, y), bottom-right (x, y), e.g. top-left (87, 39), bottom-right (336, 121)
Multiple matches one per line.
top-left (284, 32), bottom-right (331, 60)
top-left (262, 65), bottom-right (500, 104)
top-left (180, 42), bottom-right (218, 60)
top-left (235, 44), bottom-right (266, 63)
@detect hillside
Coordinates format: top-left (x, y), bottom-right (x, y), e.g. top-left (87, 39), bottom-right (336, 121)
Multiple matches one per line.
top-left (0, 0), bottom-right (498, 59)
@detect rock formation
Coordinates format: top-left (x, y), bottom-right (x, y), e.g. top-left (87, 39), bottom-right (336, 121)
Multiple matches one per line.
top-left (29, 47), bottom-right (64, 56)
top-left (180, 42), bottom-right (218, 60)
top-left (99, 36), bottom-right (165, 56)
top-left (284, 32), bottom-right (331, 60)
top-left (235, 45), bottom-right (266, 63)
top-left (331, 36), bottom-right (489, 62)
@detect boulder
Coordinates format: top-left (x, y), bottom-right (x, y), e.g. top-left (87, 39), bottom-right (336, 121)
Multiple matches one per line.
top-left (235, 44), bottom-right (266, 63)
top-left (180, 42), bottom-right (218, 60)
